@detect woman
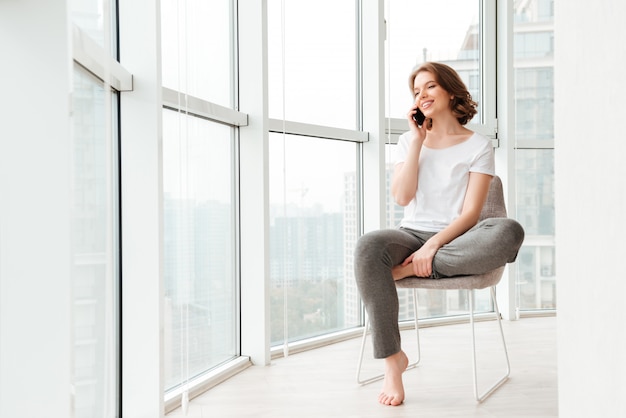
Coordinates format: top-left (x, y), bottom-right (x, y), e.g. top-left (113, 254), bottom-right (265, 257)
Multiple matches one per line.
top-left (354, 62), bottom-right (524, 406)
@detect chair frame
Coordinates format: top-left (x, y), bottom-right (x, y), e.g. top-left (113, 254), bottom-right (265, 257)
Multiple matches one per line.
top-left (355, 175), bottom-right (512, 402)
top-left (356, 286), bottom-right (510, 402)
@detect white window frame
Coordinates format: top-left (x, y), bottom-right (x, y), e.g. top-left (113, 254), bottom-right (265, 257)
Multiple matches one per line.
top-left (72, 24), bottom-right (133, 92)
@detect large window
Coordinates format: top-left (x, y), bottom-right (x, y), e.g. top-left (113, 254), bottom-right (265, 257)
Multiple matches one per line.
top-left (162, 111), bottom-right (238, 390)
top-left (268, 0), bottom-right (361, 345)
top-left (267, 0), bottom-right (362, 348)
top-left (160, 0), bottom-right (240, 395)
top-left (47, 2), bottom-right (559, 415)
top-left (514, 0), bottom-right (555, 311)
top-left (70, 2), bottom-right (121, 416)
top-left (269, 134), bottom-right (360, 345)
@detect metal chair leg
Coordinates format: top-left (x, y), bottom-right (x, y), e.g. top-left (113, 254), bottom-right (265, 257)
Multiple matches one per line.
top-left (357, 286), bottom-right (510, 402)
top-left (469, 287), bottom-right (511, 402)
top-left (411, 288), bottom-right (421, 369)
top-left (356, 289), bottom-right (421, 385)
top-left (356, 319), bottom-right (384, 385)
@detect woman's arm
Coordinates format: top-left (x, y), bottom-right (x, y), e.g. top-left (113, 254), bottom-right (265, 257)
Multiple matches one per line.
top-left (393, 172), bottom-right (493, 278)
top-left (391, 114), bottom-right (427, 206)
top-left (391, 150), bottom-right (420, 206)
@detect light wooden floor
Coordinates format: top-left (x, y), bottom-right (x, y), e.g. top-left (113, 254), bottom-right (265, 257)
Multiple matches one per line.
top-left (167, 316), bottom-right (557, 418)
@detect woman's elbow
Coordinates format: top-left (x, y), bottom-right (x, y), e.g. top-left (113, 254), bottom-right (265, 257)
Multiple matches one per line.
top-left (391, 180), bottom-right (415, 206)
top-left (393, 193), bottom-right (412, 207)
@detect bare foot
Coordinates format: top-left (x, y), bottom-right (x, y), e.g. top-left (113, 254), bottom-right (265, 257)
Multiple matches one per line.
top-left (391, 263), bottom-right (414, 281)
top-left (378, 350), bottom-right (409, 406)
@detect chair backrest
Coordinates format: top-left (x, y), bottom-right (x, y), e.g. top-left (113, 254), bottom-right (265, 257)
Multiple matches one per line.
top-left (478, 175), bottom-right (507, 221)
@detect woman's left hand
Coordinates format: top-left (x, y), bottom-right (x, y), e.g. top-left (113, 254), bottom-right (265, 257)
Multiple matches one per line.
top-left (401, 243), bottom-right (439, 278)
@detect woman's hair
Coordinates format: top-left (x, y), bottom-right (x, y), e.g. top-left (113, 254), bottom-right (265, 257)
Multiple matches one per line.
top-left (408, 62), bottom-right (478, 125)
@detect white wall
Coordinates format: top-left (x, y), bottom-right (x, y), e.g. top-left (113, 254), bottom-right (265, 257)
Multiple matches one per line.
top-left (0, 1), bottom-right (72, 417)
top-left (555, 2), bottom-right (626, 416)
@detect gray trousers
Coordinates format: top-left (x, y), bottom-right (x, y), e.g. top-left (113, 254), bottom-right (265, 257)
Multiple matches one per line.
top-left (354, 218), bottom-right (525, 358)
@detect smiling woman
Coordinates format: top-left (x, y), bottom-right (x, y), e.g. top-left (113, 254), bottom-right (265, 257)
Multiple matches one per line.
top-left (357, 60), bottom-right (525, 405)
top-left (409, 61), bottom-right (478, 126)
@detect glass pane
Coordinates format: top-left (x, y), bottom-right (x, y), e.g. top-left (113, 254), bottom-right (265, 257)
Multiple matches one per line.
top-left (268, 0), bottom-right (357, 129)
top-left (516, 245), bottom-right (556, 310)
top-left (71, 64), bottom-right (119, 417)
top-left (161, 0), bottom-right (233, 107)
top-left (385, 0), bottom-right (481, 121)
top-left (163, 110), bottom-right (237, 391)
top-left (269, 134), bottom-right (359, 345)
top-left (514, 0), bottom-right (555, 312)
top-left (516, 150), bottom-right (555, 236)
top-left (515, 67), bottom-right (554, 140)
top-left (70, 0), bottom-right (117, 55)
top-left (515, 149), bottom-right (555, 311)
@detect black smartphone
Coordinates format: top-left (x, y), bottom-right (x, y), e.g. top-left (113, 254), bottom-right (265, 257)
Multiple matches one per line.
top-left (412, 108), bottom-right (426, 126)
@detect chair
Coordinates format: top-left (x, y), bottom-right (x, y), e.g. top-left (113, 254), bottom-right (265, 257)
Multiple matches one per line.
top-left (356, 175), bottom-right (511, 402)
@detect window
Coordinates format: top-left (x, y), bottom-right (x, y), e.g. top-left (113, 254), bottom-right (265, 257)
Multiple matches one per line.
top-left (161, 0), bottom-right (234, 107)
top-left (267, 0), bottom-right (357, 130)
top-left (514, 0), bottom-right (555, 311)
top-left (385, 0), bottom-right (496, 138)
top-left (514, 32), bottom-right (554, 59)
top-left (71, 0), bottom-right (117, 53)
top-left (267, 0), bottom-right (362, 348)
top-left (269, 134), bottom-right (360, 345)
top-left (516, 149), bottom-right (555, 310)
top-left (70, 0), bottom-right (121, 412)
top-left (515, 68), bottom-right (554, 140)
top-left (160, 0), bottom-right (240, 394)
top-left (162, 111), bottom-right (238, 390)
top-left (71, 63), bottom-right (120, 418)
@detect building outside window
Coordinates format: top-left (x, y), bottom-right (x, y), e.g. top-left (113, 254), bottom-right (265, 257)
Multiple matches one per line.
top-left (514, 0), bottom-right (556, 311)
top-left (267, 0), bottom-right (361, 346)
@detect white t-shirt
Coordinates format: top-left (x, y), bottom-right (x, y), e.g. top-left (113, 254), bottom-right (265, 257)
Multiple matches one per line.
top-left (393, 131), bottom-right (495, 232)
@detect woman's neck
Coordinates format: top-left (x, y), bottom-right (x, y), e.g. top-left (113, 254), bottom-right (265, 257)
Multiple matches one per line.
top-left (424, 117), bottom-right (473, 148)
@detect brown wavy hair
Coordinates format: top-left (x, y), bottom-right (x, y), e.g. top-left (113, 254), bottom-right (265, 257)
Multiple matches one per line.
top-left (408, 62), bottom-right (477, 125)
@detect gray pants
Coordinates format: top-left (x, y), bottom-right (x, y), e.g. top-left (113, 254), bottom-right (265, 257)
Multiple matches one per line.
top-left (354, 218), bottom-right (525, 358)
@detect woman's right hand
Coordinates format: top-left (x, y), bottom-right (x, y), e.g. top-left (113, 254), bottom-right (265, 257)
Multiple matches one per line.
top-left (407, 103), bottom-right (427, 142)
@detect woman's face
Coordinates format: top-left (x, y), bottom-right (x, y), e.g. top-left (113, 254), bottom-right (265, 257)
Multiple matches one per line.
top-left (412, 71), bottom-right (451, 119)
